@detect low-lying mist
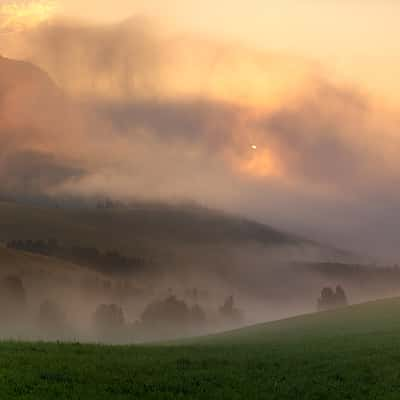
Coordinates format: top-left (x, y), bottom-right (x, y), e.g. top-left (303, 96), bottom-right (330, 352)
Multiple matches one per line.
top-left (1, 205), bottom-right (400, 346)
top-left (1, 16), bottom-right (400, 344)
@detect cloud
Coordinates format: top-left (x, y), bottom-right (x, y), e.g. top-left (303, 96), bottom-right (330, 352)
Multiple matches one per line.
top-left (92, 98), bottom-right (243, 149)
top-left (255, 82), bottom-right (380, 188)
top-left (0, 0), bottom-right (57, 33)
top-left (1, 17), bottom-right (400, 260)
top-left (13, 17), bottom-right (167, 99)
top-left (1, 16), bottom-right (314, 105)
top-left (0, 150), bottom-right (84, 194)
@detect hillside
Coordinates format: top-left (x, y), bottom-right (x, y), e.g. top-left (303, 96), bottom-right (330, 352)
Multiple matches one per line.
top-left (1, 298), bottom-right (400, 399)
top-left (188, 296), bottom-right (400, 345)
top-left (0, 200), bottom-right (304, 249)
top-left (0, 243), bottom-right (109, 285)
top-left (0, 55), bottom-right (54, 93)
top-left (1, 199), bottom-right (399, 326)
top-left (0, 244), bottom-right (116, 331)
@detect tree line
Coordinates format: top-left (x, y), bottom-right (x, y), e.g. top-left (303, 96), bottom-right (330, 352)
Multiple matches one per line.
top-left (0, 274), bottom-right (244, 342)
top-left (7, 239), bottom-right (148, 276)
top-left (317, 285), bottom-right (348, 311)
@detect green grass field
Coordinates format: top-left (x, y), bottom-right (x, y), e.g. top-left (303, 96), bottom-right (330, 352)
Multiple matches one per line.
top-left (2, 297), bottom-right (400, 399)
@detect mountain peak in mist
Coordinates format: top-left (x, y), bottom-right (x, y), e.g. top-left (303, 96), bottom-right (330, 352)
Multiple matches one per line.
top-left (0, 55), bottom-right (54, 93)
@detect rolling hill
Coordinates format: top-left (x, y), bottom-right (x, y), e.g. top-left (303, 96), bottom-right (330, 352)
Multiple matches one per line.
top-left (187, 296), bottom-right (400, 345)
top-left (0, 199), bottom-right (399, 319)
top-left (0, 242), bottom-right (100, 279)
top-left (0, 243), bottom-right (116, 336)
top-left (0, 199), bottom-right (311, 254)
top-left (0, 297), bottom-right (400, 399)
top-left (0, 55), bottom-right (54, 93)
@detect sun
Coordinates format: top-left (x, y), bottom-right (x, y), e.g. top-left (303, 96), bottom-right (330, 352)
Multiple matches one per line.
top-left (0, 0), bottom-right (57, 33)
top-left (227, 145), bottom-right (281, 179)
top-left (238, 146), bottom-right (282, 178)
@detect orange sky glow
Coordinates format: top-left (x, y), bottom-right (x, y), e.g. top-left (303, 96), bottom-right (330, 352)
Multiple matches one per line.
top-left (0, 0), bottom-right (398, 180)
top-left (1, 0), bottom-right (399, 105)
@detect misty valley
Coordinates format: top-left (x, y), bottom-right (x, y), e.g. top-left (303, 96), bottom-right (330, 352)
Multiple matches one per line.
top-left (0, 200), bottom-right (399, 344)
top-left (1, 4), bottom-right (400, 398)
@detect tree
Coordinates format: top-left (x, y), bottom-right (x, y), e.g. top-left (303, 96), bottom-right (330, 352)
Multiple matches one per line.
top-left (219, 295), bottom-right (243, 324)
top-left (94, 304), bottom-right (125, 331)
top-left (317, 287), bottom-right (335, 311)
top-left (335, 285), bottom-right (348, 307)
top-left (141, 295), bottom-right (191, 328)
top-left (137, 295), bottom-right (207, 340)
top-left (0, 275), bottom-right (26, 322)
top-left (317, 285), bottom-right (348, 311)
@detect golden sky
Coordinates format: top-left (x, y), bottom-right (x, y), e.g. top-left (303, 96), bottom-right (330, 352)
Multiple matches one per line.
top-left (54, 0), bottom-right (400, 105)
top-left (0, 0), bottom-right (57, 31)
top-left (1, 0), bottom-right (397, 184)
top-left (1, 0), bottom-right (399, 104)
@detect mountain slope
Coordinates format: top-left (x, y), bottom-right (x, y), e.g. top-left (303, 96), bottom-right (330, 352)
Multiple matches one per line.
top-left (0, 55), bottom-right (54, 94)
top-left (0, 55), bottom-right (84, 195)
top-left (188, 296), bottom-right (400, 345)
top-left (0, 243), bottom-right (103, 279)
top-left (0, 199), bottom-right (326, 258)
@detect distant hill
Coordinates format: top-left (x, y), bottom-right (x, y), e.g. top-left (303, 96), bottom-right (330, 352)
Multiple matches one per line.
top-left (0, 242), bottom-right (108, 314)
top-left (0, 199), bottom-right (396, 322)
top-left (180, 296), bottom-right (400, 345)
top-left (0, 199), bottom-right (334, 261)
top-left (0, 55), bottom-right (84, 196)
top-left (0, 55), bottom-right (54, 94)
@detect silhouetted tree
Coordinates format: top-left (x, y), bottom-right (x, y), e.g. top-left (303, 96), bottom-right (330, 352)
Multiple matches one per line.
top-left (93, 304), bottom-right (125, 336)
top-left (141, 295), bottom-right (191, 328)
top-left (0, 275), bottom-right (26, 322)
top-left (219, 295), bottom-right (243, 324)
top-left (317, 285), bottom-right (348, 311)
top-left (318, 287), bottom-right (335, 311)
top-left (335, 285), bottom-right (348, 307)
top-left (138, 295), bottom-right (207, 340)
top-left (7, 239), bottom-right (147, 276)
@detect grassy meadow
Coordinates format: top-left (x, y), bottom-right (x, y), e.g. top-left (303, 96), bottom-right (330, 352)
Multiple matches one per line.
top-left (2, 297), bottom-right (400, 399)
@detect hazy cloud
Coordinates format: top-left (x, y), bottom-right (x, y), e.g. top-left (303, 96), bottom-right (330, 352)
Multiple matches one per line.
top-left (0, 150), bottom-right (84, 194)
top-left (1, 17), bottom-right (400, 260)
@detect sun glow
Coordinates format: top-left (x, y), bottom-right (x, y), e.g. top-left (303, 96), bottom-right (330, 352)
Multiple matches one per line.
top-left (0, 0), bottom-right (57, 33)
top-left (231, 146), bottom-right (281, 179)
